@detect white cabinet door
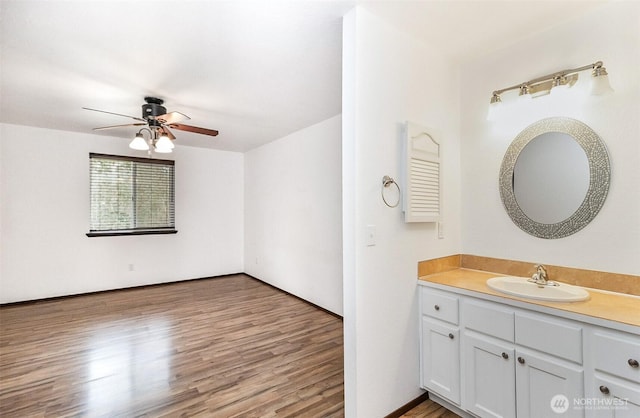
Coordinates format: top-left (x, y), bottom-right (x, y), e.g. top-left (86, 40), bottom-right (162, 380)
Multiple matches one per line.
top-left (515, 348), bottom-right (584, 418)
top-left (464, 332), bottom-right (516, 418)
top-left (421, 317), bottom-right (460, 404)
top-left (591, 376), bottom-right (640, 418)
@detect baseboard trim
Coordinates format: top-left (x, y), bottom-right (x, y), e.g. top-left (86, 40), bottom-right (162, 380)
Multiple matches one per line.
top-left (0, 272), bottom-right (245, 307)
top-left (384, 392), bottom-right (429, 418)
top-left (1, 273), bottom-right (345, 321)
top-left (243, 273), bottom-right (343, 320)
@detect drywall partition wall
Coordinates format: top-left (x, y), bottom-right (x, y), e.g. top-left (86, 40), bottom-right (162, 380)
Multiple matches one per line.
top-left (342, 10), bottom-right (357, 418)
top-left (0, 123), bottom-right (244, 303)
top-left (244, 115), bottom-right (343, 315)
top-left (460, 1), bottom-right (640, 275)
top-left (342, 7), bottom-right (462, 417)
top-left (0, 134), bottom-right (3, 288)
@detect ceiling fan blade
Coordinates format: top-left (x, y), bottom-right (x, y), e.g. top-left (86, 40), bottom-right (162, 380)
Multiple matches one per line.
top-left (93, 123), bottom-right (147, 131)
top-left (83, 107), bottom-right (146, 122)
top-left (168, 123), bottom-right (219, 137)
top-left (160, 125), bottom-right (176, 140)
top-left (156, 111), bottom-right (190, 125)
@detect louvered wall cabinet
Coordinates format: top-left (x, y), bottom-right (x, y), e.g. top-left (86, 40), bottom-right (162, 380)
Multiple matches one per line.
top-left (403, 122), bottom-right (441, 223)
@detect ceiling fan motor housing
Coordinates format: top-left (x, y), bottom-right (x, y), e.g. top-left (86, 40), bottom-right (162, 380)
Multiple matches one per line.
top-left (142, 97), bottom-right (167, 121)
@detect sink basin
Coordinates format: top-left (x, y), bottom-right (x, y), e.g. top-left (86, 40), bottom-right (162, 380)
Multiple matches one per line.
top-left (486, 276), bottom-right (589, 302)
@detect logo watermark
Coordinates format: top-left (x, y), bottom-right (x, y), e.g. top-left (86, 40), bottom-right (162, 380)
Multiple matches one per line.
top-left (550, 395), bottom-right (569, 414)
top-left (550, 394), bottom-right (630, 414)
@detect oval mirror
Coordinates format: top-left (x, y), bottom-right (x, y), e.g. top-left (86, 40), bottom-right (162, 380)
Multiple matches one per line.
top-left (513, 132), bottom-right (590, 224)
top-left (499, 117), bottom-right (610, 239)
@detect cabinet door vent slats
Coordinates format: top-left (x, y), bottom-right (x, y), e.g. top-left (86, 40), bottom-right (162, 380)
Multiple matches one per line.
top-left (409, 158), bottom-right (440, 212)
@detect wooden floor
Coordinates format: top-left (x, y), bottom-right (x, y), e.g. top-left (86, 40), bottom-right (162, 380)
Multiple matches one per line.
top-left (400, 400), bottom-right (460, 418)
top-left (0, 275), bottom-right (343, 417)
top-left (1, 274), bottom-right (459, 418)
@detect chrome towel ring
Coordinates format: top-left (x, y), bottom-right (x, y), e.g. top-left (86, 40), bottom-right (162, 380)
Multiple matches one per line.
top-left (381, 175), bottom-right (401, 208)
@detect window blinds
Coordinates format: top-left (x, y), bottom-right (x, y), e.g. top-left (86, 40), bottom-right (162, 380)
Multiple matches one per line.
top-left (89, 153), bottom-right (175, 234)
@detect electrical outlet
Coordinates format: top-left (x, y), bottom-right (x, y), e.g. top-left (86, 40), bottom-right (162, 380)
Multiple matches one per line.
top-left (128, 263), bottom-right (135, 272)
top-left (437, 222), bottom-right (444, 239)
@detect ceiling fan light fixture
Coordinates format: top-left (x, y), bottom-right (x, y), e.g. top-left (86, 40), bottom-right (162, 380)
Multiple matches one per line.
top-left (155, 134), bottom-right (174, 153)
top-left (85, 98), bottom-right (219, 152)
top-left (159, 133), bottom-right (175, 149)
top-left (129, 133), bottom-right (149, 151)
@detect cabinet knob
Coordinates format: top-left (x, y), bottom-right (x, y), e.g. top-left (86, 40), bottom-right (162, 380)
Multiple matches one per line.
top-left (434, 305), bottom-right (440, 311)
top-left (502, 352), bottom-right (509, 360)
top-left (448, 333), bottom-right (454, 340)
top-left (599, 385), bottom-right (610, 395)
top-left (629, 359), bottom-right (639, 368)
top-left (517, 356), bottom-right (525, 364)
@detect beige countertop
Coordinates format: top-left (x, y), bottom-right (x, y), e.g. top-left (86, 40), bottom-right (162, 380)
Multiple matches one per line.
top-left (419, 268), bottom-right (640, 328)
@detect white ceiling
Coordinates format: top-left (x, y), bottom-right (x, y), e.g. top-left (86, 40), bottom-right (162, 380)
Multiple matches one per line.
top-left (362, 0), bottom-right (609, 63)
top-left (0, 0), bottom-right (608, 152)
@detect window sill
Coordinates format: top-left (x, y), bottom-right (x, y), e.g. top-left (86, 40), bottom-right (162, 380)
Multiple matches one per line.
top-left (86, 229), bottom-right (178, 237)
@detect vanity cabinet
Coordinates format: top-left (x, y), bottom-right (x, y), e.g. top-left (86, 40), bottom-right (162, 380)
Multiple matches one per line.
top-left (515, 347), bottom-right (584, 418)
top-left (590, 376), bottom-right (640, 418)
top-left (514, 312), bottom-right (585, 418)
top-left (462, 299), bottom-right (516, 417)
top-left (463, 331), bottom-right (516, 417)
top-left (586, 328), bottom-right (640, 418)
top-left (421, 317), bottom-right (461, 404)
top-left (418, 284), bottom-right (639, 418)
top-left (419, 288), bottom-right (461, 405)
top-left (461, 299), bottom-right (584, 418)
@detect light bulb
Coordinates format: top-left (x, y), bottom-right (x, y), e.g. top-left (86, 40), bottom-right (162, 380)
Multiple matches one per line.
top-left (155, 135), bottom-right (173, 153)
top-left (129, 133), bottom-right (149, 151)
top-left (550, 76), bottom-right (571, 98)
top-left (487, 93), bottom-right (502, 121)
top-left (518, 85), bottom-right (532, 102)
top-left (590, 68), bottom-right (614, 96)
top-left (516, 86), bottom-right (533, 116)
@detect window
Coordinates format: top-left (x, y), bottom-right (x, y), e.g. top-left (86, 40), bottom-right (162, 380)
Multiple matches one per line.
top-left (87, 153), bottom-right (177, 237)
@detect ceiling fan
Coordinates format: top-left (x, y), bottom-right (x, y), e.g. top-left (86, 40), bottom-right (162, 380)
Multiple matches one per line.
top-left (83, 97), bottom-right (219, 153)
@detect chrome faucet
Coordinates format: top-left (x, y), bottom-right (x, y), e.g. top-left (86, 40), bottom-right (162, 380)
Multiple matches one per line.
top-left (528, 264), bottom-right (558, 286)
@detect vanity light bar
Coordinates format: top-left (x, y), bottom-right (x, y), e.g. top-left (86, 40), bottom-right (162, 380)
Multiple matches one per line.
top-left (489, 60), bottom-right (613, 102)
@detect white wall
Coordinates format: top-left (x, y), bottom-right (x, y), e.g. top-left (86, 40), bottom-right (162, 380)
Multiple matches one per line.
top-left (244, 115), bottom-right (343, 315)
top-left (342, 7), bottom-right (462, 416)
top-left (460, 1), bottom-right (640, 275)
top-left (0, 123), bottom-right (244, 303)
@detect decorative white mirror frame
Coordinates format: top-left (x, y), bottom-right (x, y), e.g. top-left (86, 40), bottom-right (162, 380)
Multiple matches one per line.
top-left (499, 117), bottom-right (611, 239)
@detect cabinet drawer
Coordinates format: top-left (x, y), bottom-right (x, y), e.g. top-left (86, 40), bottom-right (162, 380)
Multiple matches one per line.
top-left (592, 329), bottom-right (640, 384)
top-left (421, 288), bottom-right (459, 325)
top-left (515, 312), bottom-right (583, 363)
top-left (462, 299), bottom-right (514, 342)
